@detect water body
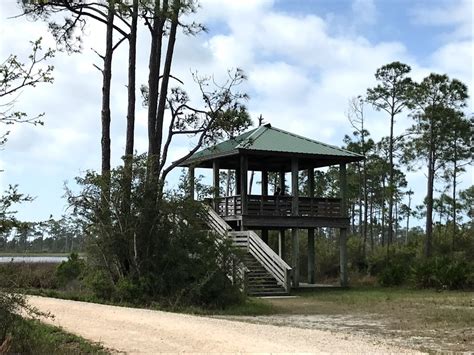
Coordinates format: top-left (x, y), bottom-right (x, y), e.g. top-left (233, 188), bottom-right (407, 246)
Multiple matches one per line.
top-left (0, 256), bottom-right (68, 263)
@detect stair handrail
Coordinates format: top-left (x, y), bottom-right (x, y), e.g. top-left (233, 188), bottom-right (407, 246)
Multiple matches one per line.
top-left (202, 204), bottom-right (233, 235)
top-left (229, 230), bottom-right (292, 293)
top-left (201, 204), bottom-right (249, 289)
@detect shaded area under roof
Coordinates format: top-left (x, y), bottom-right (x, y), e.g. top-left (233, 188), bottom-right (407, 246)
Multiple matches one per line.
top-left (178, 124), bottom-right (364, 171)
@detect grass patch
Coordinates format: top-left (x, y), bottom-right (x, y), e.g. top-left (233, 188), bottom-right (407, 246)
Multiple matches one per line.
top-left (263, 287), bottom-right (474, 352)
top-left (29, 288), bottom-right (276, 317)
top-left (171, 297), bottom-right (277, 316)
top-left (8, 317), bottom-right (108, 354)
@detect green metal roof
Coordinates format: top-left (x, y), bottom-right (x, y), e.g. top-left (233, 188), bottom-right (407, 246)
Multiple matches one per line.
top-left (180, 124), bottom-right (364, 168)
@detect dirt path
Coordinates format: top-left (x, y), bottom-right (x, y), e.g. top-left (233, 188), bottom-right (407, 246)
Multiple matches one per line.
top-left (28, 296), bottom-right (422, 353)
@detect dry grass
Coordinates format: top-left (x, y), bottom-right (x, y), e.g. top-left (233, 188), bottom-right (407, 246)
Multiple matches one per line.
top-left (260, 287), bottom-right (474, 352)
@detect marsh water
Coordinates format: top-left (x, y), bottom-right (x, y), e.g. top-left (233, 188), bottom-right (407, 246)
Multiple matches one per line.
top-left (0, 256), bottom-right (68, 263)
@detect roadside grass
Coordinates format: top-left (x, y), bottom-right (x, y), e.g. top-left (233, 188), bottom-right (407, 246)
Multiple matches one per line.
top-left (29, 288), bottom-right (276, 316)
top-left (9, 317), bottom-right (108, 354)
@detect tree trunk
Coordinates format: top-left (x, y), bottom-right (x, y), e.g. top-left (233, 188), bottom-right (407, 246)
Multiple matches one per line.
top-left (381, 177), bottom-right (386, 247)
top-left (452, 138), bottom-right (458, 252)
top-left (405, 193), bottom-right (411, 244)
top-left (425, 148), bottom-right (435, 258)
top-left (123, 0), bottom-right (138, 215)
top-left (370, 190), bottom-right (374, 251)
top-left (100, 1), bottom-right (114, 210)
top-left (155, 3), bottom-right (179, 186)
top-left (146, 0), bottom-right (166, 179)
top-left (388, 109), bottom-right (395, 250)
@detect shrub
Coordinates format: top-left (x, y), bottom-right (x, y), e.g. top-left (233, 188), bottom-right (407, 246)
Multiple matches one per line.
top-left (411, 256), bottom-right (474, 290)
top-left (378, 263), bottom-right (409, 286)
top-left (55, 253), bottom-right (85, 287)
top-left (0, 263), bottom-right (57, 289)
top-left (83, 269), bottom-right (115, 300)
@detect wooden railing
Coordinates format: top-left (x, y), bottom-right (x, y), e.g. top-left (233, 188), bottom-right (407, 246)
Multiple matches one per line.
top-left (201, 205), bottom-right (248, 290)
top-left (213, 195), bottom-right (342, 218)
top-left (229, 230), bottom-right (292, 292)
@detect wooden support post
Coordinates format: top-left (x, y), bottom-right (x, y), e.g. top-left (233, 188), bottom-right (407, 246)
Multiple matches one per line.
top-left (279, 170), bottom-right (285, 193)
top-left (292, 228), bottom-right (299, 287)
top-left (278, 229), bottom-right (286, 260)
top-left (213, 160), bottom-right (219, 210)
top-left (291, 158), bottom-right (299, 287)
top-left (308, 228), bottom-right (315, 284)
top-left (189, 166), bottom-right (195, 200)
top-left (235, 165), bottom-right (241, 195)
top-left (262, 170), bottom-right (268, 196)
top-left (308, 167), bottom-right (315, 283)
top-left (291, 158), bottom-right (299, 215)
top-left (240, 155), bottom-right (248, 215)
top-left (261, 229), bottom-right (268, 244)
top-left (339, 163), bottom-right (348, 287)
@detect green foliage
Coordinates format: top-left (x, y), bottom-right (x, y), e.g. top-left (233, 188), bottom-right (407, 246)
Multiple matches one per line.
top-left (55, 253), bottom-right (85, 286)
top-left (7, 317), bottom-right (106, 354)
top-left (411, 256), bottom-right (474, 290)
top-left (83, 269), bottom-right (115, 301)
top-left (66, 156), bottom-right (244, 308)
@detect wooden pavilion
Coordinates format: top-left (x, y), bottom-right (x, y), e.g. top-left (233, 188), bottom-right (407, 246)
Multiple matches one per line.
top-left (179, 124), bottom-right (364, 290)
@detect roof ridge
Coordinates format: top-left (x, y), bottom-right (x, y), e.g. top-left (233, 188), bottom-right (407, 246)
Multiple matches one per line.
top-left (270, 126), bottom-right (362, 157)
top-left (236, 125), bottom-right (267, 149)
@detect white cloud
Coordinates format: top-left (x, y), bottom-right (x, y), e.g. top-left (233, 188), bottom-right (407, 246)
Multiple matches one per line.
top-left (410, 0), bottom-right (473, 40)
top-left (352, 0), bottom-right (377, 25)
top-left (0, 0), bottom-right (472, 222)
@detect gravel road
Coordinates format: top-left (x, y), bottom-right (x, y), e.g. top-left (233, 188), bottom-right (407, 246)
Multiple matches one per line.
top-left (28, 296), bottom-right (422, 353)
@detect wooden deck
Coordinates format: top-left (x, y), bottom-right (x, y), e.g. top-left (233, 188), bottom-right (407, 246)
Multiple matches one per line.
top-left (211, 195), bottom-right (349, 229)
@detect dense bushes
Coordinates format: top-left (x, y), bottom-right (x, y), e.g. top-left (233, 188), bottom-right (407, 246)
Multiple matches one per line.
top-left (364, 239), bottom-right (473, 290)
top-left (61, 160), bottom-right (245, 309)
top-left (411, 256), bottom-right (474, 290)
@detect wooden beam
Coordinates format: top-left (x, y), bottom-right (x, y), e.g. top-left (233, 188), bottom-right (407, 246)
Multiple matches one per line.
top-left (235, 164), bottom-right (241, 195)
top-left (278, 229), bottom-right (286, 260)
top-left (291, 158), bottom-right (299, 214)
top-left (189, 166), bottom-right (195, 200)
top-left (292, 228), bottom-right (299, 287)
top-left (240, 215), bottom-right (350, 229)
top-left (308, 228), bottom-right (315, 284)
top-left (308, 168), bottom-right (315, 283)
top-left (213, 160), bottom-right (220, 199)
top-left (291, 158), bottom-right (299, 287)
top-left (262, 170), bottom-right (268, 196)
top-left (340, 228), bottom-right (348, 287)
top-left (339, 163), bottom-right (348, 287)
top-left (279, 171), bottom-right (285, 193)
top-left (308, 168), bottom-right (315, 198)
top-left (240, 155), bottom-right (248, 215)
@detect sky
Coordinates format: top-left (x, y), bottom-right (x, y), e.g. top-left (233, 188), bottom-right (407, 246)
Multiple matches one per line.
top-left (0, 0), bottom-right (473, 224)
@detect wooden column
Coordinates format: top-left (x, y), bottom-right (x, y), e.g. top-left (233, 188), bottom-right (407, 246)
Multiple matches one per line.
top-left (261, 229), bottom-right (268, 244)
top-left (262, 170), bottom-right (268, 196)
top-left (189, 166), bottom-right (195, 200)
top-left (291, 158), bottom-right (299, 288)
top-left (235, 164), bottom-right (241, 195)
top-left (307, 168), bottom-right (315, 284)
top-left (339, 163), bottom-right (348, 287)
top-left (240, 154), bottom-right (248, 216)
top-left (278, 229), bottom-right (286, 260)
top-left (213, 161), bottom-right (220, 210)
top-left (279, 171), bottom-right (285, 193)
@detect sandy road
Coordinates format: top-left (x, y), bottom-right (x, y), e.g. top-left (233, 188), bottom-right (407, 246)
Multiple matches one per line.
top-left (28, 296), bottom-right (421, 353)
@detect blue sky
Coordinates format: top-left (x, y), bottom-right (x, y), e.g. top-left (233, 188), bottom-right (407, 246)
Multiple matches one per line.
top-left (0, 0), bottom-right (472, 224)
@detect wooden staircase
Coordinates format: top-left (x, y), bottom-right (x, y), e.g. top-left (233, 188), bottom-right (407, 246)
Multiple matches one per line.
top-left (202, 205), bottom-right (292, 296)
top-left (243, 253), bottom-right (289, 296)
